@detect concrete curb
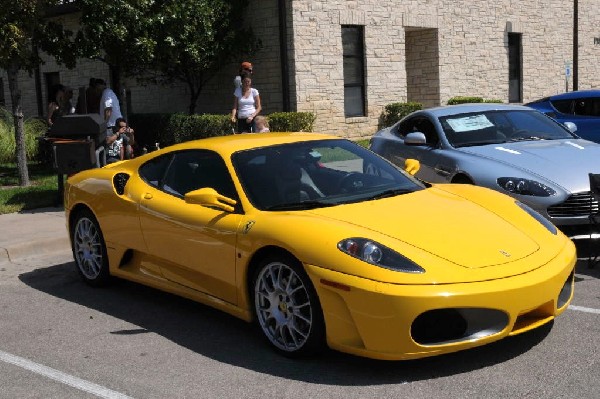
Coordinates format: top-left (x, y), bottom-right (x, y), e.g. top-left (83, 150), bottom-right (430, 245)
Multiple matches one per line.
top-left (0, 207), bottom-right (71, 263)
top-left (0, 236), bottom-right (71, 262)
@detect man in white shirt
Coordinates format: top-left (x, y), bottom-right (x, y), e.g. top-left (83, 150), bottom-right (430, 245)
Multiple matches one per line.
top-left (97, 79), bottom-right (122, 130)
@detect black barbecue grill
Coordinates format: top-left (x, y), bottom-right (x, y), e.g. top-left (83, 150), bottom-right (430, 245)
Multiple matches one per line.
top-left (43, 114), bottom-right (108, 204)
top-left (46, 114), bottom-right (108, 173)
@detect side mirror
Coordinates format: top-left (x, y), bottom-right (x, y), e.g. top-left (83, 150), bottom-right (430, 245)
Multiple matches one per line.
top-left (404, 132), bottom-right (427, 146)
top-left (185, 187), bottom-right (237, 212)
top-left (563, 121), bottom-right (577, 133)
top-left (404, 159), bottom-right (420, 176)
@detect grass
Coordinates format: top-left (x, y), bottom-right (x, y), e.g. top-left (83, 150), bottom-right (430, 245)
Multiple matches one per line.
top-left (0, 163), bottom-right (61, 214)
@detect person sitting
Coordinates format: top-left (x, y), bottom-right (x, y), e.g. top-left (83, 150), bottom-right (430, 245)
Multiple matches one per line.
top-left (114, 117), bottom-right (136, 159)
top-left (105, 124), bottom-right (125, 164)
top-left (255, 115), bottom-right (270, 132)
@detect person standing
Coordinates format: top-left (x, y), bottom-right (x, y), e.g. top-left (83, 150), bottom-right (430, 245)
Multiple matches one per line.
top-left (97, 79), bottom-right (122, 132)
top-left (231, 73), bottom-right (262, 133)
top-left (47, 84), bottom-right (67, 127)
top-left (233, 61), bottom-right (253, 89)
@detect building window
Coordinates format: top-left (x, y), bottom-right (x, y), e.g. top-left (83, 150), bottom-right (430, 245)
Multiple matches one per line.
top-left (342, 25), bottom-right (366, 117)
top-left (508, 33), bottom-right (522, 103)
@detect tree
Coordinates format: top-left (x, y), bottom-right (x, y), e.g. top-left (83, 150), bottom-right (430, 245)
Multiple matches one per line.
top-left (75, 0), bottom-right (259, 114)
top-left (75, 0), bottom-right (156, 100)
top-left (0, 1), bottom-right (76, 186)
top-left (151, 0), bottom-right (259, 114)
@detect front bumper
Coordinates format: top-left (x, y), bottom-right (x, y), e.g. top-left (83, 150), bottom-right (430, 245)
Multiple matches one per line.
top-left (305, 241), bottom-right (576, 360)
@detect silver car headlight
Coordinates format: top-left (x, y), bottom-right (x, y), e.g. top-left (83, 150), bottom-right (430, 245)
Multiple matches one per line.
top-left (338, 238), bottom-right (425, 273)
top-left (497, 177), bottom-right (556, 197)
top-left (515, 201), bottom-right (557, 235)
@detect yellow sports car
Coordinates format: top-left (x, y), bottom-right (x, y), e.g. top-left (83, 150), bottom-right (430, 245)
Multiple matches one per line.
top-left (64, 133), bottom-right (576, 360)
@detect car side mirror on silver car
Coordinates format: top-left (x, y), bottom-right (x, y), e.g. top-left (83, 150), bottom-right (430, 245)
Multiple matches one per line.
top-left (563, 121), bottom-right (577, 133)
top-left (404, 132), bottom-right (427, 146)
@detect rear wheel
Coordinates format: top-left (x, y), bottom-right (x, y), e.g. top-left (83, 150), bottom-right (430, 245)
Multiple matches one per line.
top-left (252, 254), bottom-right (325, 357)
top-left (71, 210), bottom-right (110, 286)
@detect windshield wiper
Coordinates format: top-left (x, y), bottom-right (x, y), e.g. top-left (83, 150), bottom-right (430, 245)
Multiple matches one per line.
top-left (266, 200), bottom-right (335, 211)
top-left (368, 188), bottom-right (412, 200)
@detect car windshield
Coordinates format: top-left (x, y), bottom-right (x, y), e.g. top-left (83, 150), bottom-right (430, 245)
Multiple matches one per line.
top-left (232, 139), bottom-right (425, 211)
top-left (439, 110), bottom-right (575, 148)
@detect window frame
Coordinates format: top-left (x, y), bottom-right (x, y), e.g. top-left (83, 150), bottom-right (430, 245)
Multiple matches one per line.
top-left (342, 25), bottom-right (366, 117)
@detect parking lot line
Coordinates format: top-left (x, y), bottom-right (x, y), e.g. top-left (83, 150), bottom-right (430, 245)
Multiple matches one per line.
top-left (0, 350), bottom-right (133, 399)
top-left (569, 305), bottom-right (600, 314)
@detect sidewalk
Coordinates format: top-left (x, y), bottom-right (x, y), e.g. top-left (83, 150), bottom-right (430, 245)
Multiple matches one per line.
top-left (0, 207), bottom-right (71, 262)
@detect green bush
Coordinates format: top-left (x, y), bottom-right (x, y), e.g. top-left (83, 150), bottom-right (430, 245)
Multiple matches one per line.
top-left (168, 114), bottom-right (232, 144)
top-left (447, 96), bottom-right (484, 105)
top-left (447, 97), bottom-right (503, 105)
top-left (379, 102), bottom-right (422, 128)
top-left (129, 111), bottom-right (317, 147)
top-left (0, 115), bottom-right (48, 164)
top-left (267, 112), bottom-right (316, 132)
top-left (483, 99), bottom-right (504, 103)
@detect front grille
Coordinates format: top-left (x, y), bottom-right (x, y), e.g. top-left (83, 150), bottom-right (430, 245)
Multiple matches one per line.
top-left (547, 192), bottom-right (598, 218)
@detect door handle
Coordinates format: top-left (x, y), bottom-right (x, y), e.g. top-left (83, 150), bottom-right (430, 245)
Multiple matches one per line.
top-left (143, 193), bottom-right (153, 200)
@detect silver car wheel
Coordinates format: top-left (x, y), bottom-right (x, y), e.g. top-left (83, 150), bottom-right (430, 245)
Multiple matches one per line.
top-left (73, 216), bottom-right (104, 280)
top-left (254, 261), bottom-right (313, 352)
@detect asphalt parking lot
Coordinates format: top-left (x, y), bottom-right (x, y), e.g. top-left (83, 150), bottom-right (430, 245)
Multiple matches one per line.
top-left (0, 239), bottom-right (598, 399)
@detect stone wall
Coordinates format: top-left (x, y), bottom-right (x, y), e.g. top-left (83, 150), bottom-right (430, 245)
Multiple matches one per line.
top-left (1, 1), bottom-right (598, 139)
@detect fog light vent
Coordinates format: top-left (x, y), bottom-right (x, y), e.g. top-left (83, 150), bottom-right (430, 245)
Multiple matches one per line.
top-left (411, 308), bottom-right (508, 346)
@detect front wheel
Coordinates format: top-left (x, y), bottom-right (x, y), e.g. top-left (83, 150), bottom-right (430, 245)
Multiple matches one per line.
top-left (252, 255), bottom-right (325, 357)
top-left (71, 209), bottom-right (110, 286)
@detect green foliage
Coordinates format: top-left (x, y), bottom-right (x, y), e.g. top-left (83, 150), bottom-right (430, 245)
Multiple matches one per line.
top-left (167, 114), bottom-right (232, 144)
top-left (0, 116), bottom-right (47, 164)
top-left (379, 102), bottom-right (422, 128)
top-left (76, 0), bottom-right (259, 114)
top-left (267, 112), bottom-right (316, 132)
top-left (447, 97), bottom-right (504, 105)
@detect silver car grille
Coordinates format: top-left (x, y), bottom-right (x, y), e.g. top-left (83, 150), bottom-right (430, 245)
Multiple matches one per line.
top-left (547, 192), bottom-right (598, 218)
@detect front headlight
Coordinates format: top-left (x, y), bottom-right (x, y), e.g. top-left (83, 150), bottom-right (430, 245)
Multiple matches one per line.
top-left (516, 201), bottom-right (557, 235)
top-left (497, 177), bottom-right (555, 197)
top-left (337, 238), bottom-right (425, 273)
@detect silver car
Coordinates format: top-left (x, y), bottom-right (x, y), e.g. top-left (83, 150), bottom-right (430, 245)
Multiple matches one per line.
top-left (369, 103), bottom-right (600, 235)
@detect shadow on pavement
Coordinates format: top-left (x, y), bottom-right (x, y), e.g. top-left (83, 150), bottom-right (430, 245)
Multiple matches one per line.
top-left (20, 261), bottom-right (553, 386)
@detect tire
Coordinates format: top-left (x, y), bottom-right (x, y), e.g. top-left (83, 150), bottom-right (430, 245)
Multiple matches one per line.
top-left (71, 209), bottom-right (110, 287)
top-left (252, 254), bottom-right (325, 357)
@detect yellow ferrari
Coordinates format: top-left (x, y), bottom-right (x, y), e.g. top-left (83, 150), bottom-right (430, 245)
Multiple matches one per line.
top-left (64, 133), bottom-right (576, 360)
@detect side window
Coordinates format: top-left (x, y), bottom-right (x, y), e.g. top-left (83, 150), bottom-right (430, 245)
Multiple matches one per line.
top-left (572, 98), bottom-right (600, 117)
top-left (396, 117), bottom-right (438, 146)
top-left (414, 119), bottom-right (438, 145)
top-left (550, 99), bottom-right (572, 114)
top-left (139, 154), bottom-right (172, 187)
top-left (396, 118), bottom-right (418, 137)
top-left (162, 150), bottom-right (237, 199)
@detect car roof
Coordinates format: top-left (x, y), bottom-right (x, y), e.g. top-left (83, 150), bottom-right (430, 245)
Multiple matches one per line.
top-left (529, 89), bottom-right (600, 103)
top-left (420, 103), bottom-right (532, 117)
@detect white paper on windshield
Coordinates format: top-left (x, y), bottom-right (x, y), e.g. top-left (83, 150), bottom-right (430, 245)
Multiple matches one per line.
top-left (446, 115), bottom-right (494, 132)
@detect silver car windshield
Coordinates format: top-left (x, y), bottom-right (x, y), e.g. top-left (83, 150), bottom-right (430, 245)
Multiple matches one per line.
top-left (232, 139), bottom-right (425, 211)
top-left (440, 110), bottom-right (575, 148)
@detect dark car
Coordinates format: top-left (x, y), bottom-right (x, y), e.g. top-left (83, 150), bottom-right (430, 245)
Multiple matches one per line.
top-left (526, 90), bottom-right (600, 143)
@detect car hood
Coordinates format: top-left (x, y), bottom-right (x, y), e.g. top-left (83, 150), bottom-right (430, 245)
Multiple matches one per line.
top-left (458, 139), bottom-right (600, 190)
top-left (307, 187), bottom-right (540, 269)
